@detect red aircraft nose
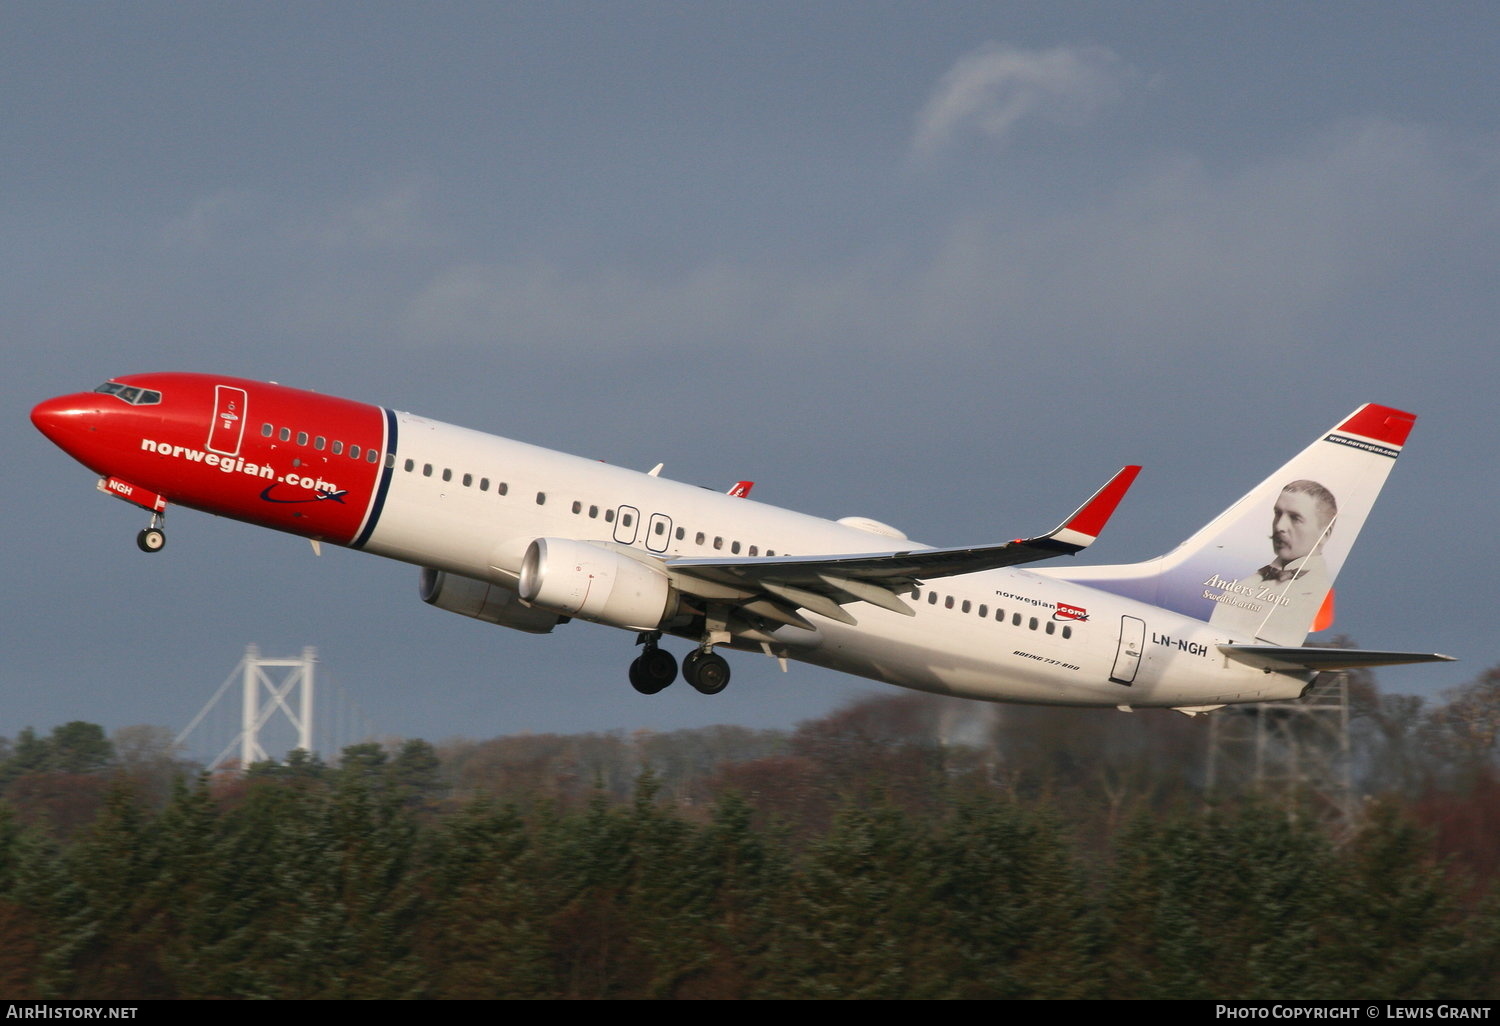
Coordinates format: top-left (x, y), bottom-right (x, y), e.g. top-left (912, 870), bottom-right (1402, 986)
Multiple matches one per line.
top-left (31, 394), bottom-right (104, 456)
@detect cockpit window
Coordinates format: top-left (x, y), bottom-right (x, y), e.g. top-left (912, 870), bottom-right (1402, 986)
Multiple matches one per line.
top-left (93, 382), bottom-right (162, 406)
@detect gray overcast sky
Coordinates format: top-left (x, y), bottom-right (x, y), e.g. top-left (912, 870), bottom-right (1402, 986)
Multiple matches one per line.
top-left (8, 2), bottom-right (1498, 758)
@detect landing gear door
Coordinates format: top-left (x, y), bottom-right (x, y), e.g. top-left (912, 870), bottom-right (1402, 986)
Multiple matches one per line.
top-left (1110, 615), bottom-right (1146, 686)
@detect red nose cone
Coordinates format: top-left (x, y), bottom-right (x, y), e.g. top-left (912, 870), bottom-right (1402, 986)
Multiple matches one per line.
top-left (32, 395), bottom-right (74, 440)
top-left (31, 394), bottom-right (102, 457)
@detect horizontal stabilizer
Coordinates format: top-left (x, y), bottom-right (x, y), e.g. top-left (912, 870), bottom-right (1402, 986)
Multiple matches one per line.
top-left (1219, 645), bottom-right (1455, 674)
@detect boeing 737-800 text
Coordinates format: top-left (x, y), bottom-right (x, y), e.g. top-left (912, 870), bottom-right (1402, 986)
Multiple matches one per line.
top-left (31, 374), bottom-right (1450, 712)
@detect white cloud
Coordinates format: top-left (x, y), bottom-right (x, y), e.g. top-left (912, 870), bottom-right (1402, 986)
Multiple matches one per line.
top-left (303, 180), bottom-right (451, 250)
top-left (962, 118), bottom-right (1490, 351)
top-left (140, 117), bottom-right (1497, 376)
top-left (399, 118), bottom-right (1496, 366)
top-left (159, 180), bottom-right (449, 254)
top-left (910, 42), bottom-right (1140, 162)
top-left (158, 188), bottom-right (265, 249)
top-left (404, 260), bottom-right (770, 351)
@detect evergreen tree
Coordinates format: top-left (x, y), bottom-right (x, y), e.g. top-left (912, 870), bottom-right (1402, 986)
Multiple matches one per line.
top-left (763, 801), bottom-right (940, 998)
top-left (421, 797), bottom-right (556, 998)
top-left (0, 804), bottom-right (48, 997)
top-left (47, 722), bottom-right (114, 775)
top-left (389, 738), bottom-right (446, 806)
top-left (1104, 802), bottom-right (1338, 999)
top-left (927, 796), bottom-right (1101, 999)
top-left (0, 728), bottom-right (53, 786)
top-left (1326, 800), bottom-right (1487, 998)
top-left (50, 784), bottom-right (166, 997)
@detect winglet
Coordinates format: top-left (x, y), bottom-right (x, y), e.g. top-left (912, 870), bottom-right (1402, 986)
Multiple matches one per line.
top-left (1040, 466), bottom-right (1141, 552)
top-left (727, 480), bottom-right (754, 498)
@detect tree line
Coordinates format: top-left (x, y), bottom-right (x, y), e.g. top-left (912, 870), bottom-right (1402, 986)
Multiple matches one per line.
top-left (0, 667), bottom-right (1496, 999)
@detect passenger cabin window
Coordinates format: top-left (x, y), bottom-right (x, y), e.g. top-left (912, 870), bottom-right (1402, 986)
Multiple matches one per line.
top-left (442, 469), bottom-right (452, 482)
top-left (404, 459), bottom-right (415, 472)
top-left (331, 441), bottom-right (343, 455)
top-left (315, 436), bottom-right (326, 450)
top-left (367, 449), bottom-right (379, 463)
top-left (536, 492), bottom-right (546, 505)
top-left (279, 428), bottom-right (291, 442)
top-left (261, 423), bottom-right (273, 437)
top-left (350, 445), bottom-right (361, 460)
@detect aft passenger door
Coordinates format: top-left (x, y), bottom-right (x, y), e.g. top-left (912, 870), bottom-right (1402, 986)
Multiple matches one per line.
top-left (1109, 615), bottom-right (1146, 686)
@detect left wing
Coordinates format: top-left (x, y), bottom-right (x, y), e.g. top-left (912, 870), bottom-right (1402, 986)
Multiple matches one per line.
top-left (663, 466), bottom-right (1140, 630)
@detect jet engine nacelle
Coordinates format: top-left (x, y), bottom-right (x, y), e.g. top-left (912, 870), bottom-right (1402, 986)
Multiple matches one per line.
top-left (518, 537), bottom-right (677, 631)
top-left (419, 568), bottom-right (564, 634)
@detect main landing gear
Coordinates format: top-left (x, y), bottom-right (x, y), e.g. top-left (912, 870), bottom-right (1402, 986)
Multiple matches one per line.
top-left (682, 648), bottom-right (731, 695)
top-left (136, 511), bottom-right (166, 553)
top-left (628, 633), bottom-right (732, 696)
top-left (629, 636), bottom-right (678, 696)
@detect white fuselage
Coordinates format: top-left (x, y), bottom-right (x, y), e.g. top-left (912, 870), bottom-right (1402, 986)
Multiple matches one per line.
top-left (367, 413), bottom-right (1304, 709)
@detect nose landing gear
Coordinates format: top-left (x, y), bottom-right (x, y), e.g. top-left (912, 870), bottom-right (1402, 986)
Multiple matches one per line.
top-left (136, 511), bottom-right (166, 553)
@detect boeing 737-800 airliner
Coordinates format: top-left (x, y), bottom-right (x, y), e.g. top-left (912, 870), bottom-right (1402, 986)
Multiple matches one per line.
top-left (31, 375), bottom-right (1449, 713)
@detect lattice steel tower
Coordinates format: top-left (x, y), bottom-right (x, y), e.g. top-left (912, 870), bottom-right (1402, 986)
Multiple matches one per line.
top-left (1206, 672), bottom-right (1355, 831)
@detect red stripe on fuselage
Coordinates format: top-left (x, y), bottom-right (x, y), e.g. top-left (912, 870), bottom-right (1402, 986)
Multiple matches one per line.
top-left (37, 373), bottom-right (387, 546)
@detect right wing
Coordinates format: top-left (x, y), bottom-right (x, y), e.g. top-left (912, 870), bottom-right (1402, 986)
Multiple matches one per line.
top-left (661, 466), bottom-right (1141, 629)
